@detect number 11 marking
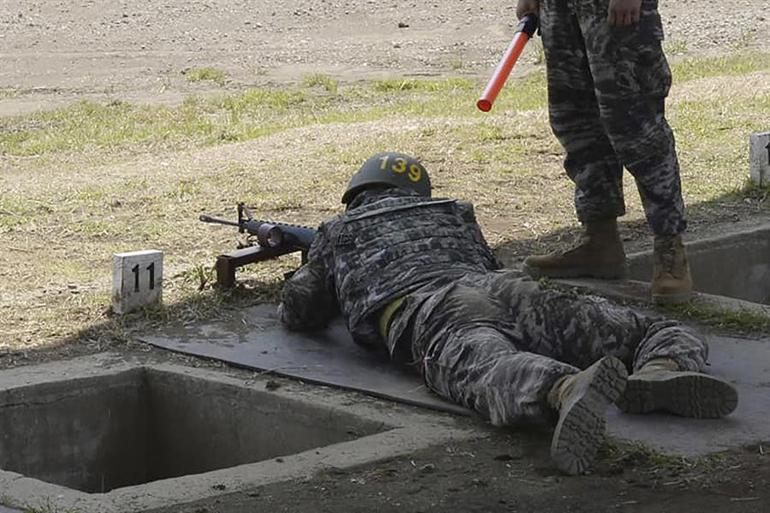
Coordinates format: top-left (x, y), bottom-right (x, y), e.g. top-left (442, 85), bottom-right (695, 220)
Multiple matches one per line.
top-left (131, 262), bottom-right (156, 292)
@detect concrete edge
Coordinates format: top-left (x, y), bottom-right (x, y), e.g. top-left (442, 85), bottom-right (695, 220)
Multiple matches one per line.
top-left (109, 423), bottom-right (479, 512)
top-left (555, 278), bottom-right (770, 318)
top-left (628, 223), bottom-right (770, 260)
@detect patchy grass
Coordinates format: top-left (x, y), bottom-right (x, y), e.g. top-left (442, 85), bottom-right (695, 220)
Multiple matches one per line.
top-left (303, 74), bottom-right (339, 94)
top-left (597, 440), bottom-right (728, 476)
top-left (0, 197), bottom-right (48, 231)
top-left (183, 66), bottom-right (228, 86)
top-left (671, 52), bottom-right (770, 83)
top-left (0, 87), bottom-right (19, 99)
top-left (450, 58), bottom-right (464, 71)
top-left (661, 301), bottom-right (770, 334)
top-left (665, 40), bottom-right (689, 56)
top-left (0, 74), bottom-right (545, 159)
top-left (1, 50), bottom-right (769, 354)
top-left (730, 27), bottom-right (757, 51)
top-left (5, 53), bottom-right (768, 162)
top-left (529, 38), bottom-right (546, 65)
top-left (674, 92), bottom-right (770, 200)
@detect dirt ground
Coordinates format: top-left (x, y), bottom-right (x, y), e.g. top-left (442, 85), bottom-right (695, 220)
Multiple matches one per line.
top-left (161, 431), bottom-right (770, 513)
top-left (2, 1), bottom-right (770, 511)
top-left (1, 0), bottom-right (768, 115)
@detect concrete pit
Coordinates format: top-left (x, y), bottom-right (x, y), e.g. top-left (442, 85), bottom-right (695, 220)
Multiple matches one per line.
top-left (0, 367), bottom-right (383, 493)
top-left (0, 355), bottom-right (474, 513)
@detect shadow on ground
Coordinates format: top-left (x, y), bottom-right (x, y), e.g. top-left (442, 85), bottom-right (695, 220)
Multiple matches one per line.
top-left (495, 183), bottom-right (770, 267)
top-left (4, 184), bottom-right (768, 369)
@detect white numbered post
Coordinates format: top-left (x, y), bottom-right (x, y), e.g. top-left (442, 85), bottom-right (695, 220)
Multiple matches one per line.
top-left (750, 131), bottom-right (770, 187)
top-left (112, 250), bottom-right (164, 315)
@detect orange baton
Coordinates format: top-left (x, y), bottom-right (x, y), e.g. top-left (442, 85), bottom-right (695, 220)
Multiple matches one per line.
top-left (477, 14), bottom-right (539, 112)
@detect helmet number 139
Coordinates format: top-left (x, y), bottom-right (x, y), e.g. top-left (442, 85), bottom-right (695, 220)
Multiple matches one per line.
top-left (379, 155), bottom-right (422, 182)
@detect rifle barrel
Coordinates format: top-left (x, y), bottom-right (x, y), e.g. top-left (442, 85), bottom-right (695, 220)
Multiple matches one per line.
top-left (199, 214), bottom-right (240, 227)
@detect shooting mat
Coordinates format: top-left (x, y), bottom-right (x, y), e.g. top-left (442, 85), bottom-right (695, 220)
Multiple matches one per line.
top-left (139, 304), bottom-right (469, 416)
top-left (139, 304), bottom-right (770, 456)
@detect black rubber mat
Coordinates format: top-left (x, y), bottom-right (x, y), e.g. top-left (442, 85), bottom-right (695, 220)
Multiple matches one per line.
top-left (139, 304), bottom-right (470, 416)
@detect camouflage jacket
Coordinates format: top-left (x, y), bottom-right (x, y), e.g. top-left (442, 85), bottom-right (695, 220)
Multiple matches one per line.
top-left (278, 188), bottom-right (501, 349)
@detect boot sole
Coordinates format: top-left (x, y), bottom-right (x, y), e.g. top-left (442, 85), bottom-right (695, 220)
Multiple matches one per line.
top-left (524, 263), bottom-right (627, 280)
top-left (550, 356), bottom-right (628, 475)
top-left (618, 371), bottom-right (738, 418)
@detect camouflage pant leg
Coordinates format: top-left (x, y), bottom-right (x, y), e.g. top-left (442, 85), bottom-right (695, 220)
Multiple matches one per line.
top-left (409, 280), bottom-right (577, 425)
top-left (480, 271), bottom-right (708, 372)
top-left (631, 320), bottom-right (708, 372)
top-left (541, 0), bottom-right (687, 235)
top-left (540, 0), bottom-right (626, 221)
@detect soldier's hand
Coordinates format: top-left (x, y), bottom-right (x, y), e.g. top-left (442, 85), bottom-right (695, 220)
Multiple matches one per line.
top-left (608, 0), bottom-right (642, 26)
top-left (516, 0), bottom-right (540, 19)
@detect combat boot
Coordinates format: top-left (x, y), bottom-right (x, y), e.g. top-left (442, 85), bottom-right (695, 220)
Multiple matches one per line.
top-left (547, 356), bottom-right (628, 475)
top-left (651, 235), bottom-right (693, 304)
top-left (523, 219), bottom-right (626, 279)
top-left (617, 358), bottom-right (738, 418)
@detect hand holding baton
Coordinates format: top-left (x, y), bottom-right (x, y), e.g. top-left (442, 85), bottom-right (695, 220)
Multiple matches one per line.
top-left (477, 14), bottom-right (539, 112)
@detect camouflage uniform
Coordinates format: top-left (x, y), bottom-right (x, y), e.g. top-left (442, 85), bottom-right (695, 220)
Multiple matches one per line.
top-left (540, 0), bottom-right (686, 235)
top-left (279, 189), bottom-right (707, 424)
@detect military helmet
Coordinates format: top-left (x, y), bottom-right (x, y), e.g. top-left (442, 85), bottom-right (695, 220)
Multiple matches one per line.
top-left (341, 152), bottom-right (431, 204)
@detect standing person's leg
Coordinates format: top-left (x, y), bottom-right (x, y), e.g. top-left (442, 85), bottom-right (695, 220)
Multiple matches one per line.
top-left (482, 271), bottom-right (737, 417)
top-left (404, 280), bottom-right (627, 474)
top-left (523, 0), bottom-right (627, 280)
top-left (576, 0), bottom-right (692, 303)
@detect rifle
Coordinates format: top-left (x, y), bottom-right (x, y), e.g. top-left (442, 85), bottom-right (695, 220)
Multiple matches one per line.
top-left (200, 203), bottom-right (318, 288)
top-left (477, 13), bottom-right (539, 112)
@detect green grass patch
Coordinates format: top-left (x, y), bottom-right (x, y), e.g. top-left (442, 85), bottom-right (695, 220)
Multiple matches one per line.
top-left (1, 51), bottom-right (767, 170)
top-left (450, 58), bottom-right (464, 71)
top-left (446, 119), bottom-right (558, 169)
top-left (0, 87), bottom-right (19, 99)
top-left (183, 67), bottom-right (227, 86)
top-left (661, 302), bottom-right (770, 334)
top-left (164, 179), bottom-right (202, 200)
top-left (371, 77), bottom-right (474, 92)
top-left (303, 74), bottom-right (339, 94)
top-left (0, 198), bottom-right (50, 231)
top-left (672, 52), bottom-right (770, 83)
top-left (0, 74), bottom-right (547, 159)
top-left (671, 92), bottom-right (770, 199)
top-left (598, 440), bottom-right (727, 474)
top-left (664, 40), bottom-right (689, 56)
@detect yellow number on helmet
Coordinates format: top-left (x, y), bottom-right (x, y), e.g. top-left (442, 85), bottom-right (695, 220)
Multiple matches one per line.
top-left (408, 163), bottom-right (422, 182)
top-left (379, 155), bottom-right (389, 170)
top-left (392, 158), bottom-right (407, 174)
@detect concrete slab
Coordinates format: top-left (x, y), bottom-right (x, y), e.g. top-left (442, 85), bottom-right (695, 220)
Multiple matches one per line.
top-left (139, 305), bottom-right (770, 457)
top-left (607, 332), bottom-right (770, 456)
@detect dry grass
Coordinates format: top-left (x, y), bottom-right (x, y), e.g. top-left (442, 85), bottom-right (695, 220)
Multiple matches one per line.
top-left (1, 52), bottom-right (769, 357)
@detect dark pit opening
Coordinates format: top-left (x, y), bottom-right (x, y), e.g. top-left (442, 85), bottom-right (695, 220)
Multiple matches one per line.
top-left (0, 368), bottom-right (387, 493)
top-left (628, 225), bottom-right (770, 305)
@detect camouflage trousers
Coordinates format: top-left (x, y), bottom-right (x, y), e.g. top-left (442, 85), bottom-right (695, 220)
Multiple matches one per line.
top-left (540, 0), bottom-right (686, 235)
top-left (388, 270), bottom-right (707, 425)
